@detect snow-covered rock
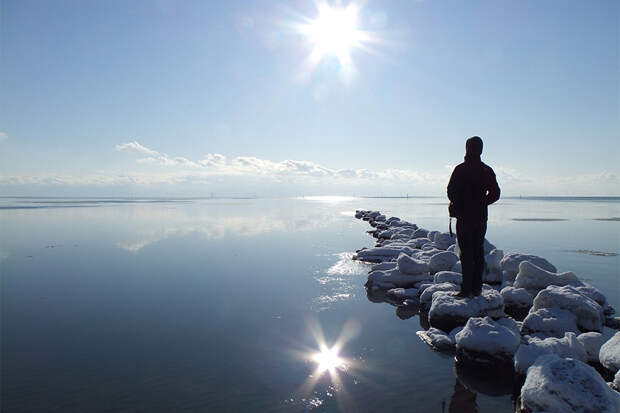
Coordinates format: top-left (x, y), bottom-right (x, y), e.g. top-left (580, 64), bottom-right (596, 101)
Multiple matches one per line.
top-left (428, 251), bottom-right (459, 274)
top-left (611, 370), bottom-right (620, 392)
top-left (576, 332), bottom-right (605, 363)
top-left (499, 253), bottom-right (557, 281)
top-left (433, 271), bottom-right (462, 285)
top-left (370, 262), bottom-right (397, 272)
top-left (531, 285), bottom-right (604, 332)
top-left (455, 316), bottom-right (520, 365)
top-left (396, 253), bottom-right (429, 275)
top-left (428, 288), bottom-right (504, 332)
top-left (514, 332), bottom-right (587, 374)
top-left (409, 237), bottom-right (432, 248)
top-left (513, 261), bottom-right (580, 292)
top-left (354, 246), bottom-right (415, 262)
top-left (485, 249), bottom-right (503, 272)
top-left (412, 228), bottom-right (429, 238)
top-left (434, 232), bottom-right (456, 250)
top-left (420, 282), bottom-right (458, 308)
top-left (520, 354), bottom-right (620, 413)
top-left (600, 332), bottom-right (620, 372)
top-left (416, 327), bottom-right (455, 352)
top-left (367, 269), bottom-right (430, 288)
top-left (500, 286), bottom-right (533, 314)
top-left (521, 307), bottom-right (580, 338)
top-left (574, 283), bottom-right (608, 309)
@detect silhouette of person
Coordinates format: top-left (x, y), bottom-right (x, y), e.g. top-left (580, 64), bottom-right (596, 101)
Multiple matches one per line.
top-left (447, 136), bottom-right (500, 297)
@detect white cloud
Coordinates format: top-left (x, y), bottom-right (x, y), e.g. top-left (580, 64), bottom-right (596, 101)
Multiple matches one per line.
top-left (0, 131), bottom-right (8, 142)
top-left (115, 141), bottom-right (160, 156)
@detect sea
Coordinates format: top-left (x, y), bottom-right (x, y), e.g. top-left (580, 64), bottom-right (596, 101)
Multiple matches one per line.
top-left (1, 196), bottom-right (619, 412)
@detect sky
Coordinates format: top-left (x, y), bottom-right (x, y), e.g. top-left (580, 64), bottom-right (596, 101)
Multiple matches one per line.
top-left (0, 0), bottom-right (618, 197)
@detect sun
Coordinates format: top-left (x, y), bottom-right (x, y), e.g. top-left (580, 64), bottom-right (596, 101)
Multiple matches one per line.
top-left (296, 1), bottom-right (372, 75)
top-left (312, 346), bottom-right (344, 373)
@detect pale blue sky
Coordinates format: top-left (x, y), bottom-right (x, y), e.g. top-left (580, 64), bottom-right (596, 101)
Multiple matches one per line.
top-left (1, 0), bottom-right (618, 196)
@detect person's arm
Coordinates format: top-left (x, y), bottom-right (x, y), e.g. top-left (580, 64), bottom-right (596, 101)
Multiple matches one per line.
top-left (447, 167), bottom-right (459, 203)
top-left (485, 168), bottom-right (500, 205)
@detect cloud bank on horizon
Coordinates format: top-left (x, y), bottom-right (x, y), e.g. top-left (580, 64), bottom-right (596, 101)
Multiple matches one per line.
top-left (0, 141), bottom-right (617, 197)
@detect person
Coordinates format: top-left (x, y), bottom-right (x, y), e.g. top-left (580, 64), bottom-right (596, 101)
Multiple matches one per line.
top-left (447, 136), bottom-right (500, 297)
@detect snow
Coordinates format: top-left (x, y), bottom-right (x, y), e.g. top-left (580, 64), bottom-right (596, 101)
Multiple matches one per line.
top-left (455, 316), bottom-right (520, 361)
top-left (521, 307), bottom-right (580, 338)
top-left (499, 253), bottom-right (557, 282)
top-left (600, 332), bottom-right (620, 372)
top-left (520, 354), bottom-right (620, 413)
top-left (433, 271), bottom-right (462, 285)
top-left (500, 286), bottom-right (533, 311)
top-left (428, 251), bottom-right (459, 274)
top-left (428, 287), bottom-right (504, 332)
top-left (396, 253), bottom-right (429, 275)
top-left (531, 285), bottom-right (604, 332)
top-left (514, 332), bottom-right (587, 374)
top-left (513, 260), bottom-right (580, 292)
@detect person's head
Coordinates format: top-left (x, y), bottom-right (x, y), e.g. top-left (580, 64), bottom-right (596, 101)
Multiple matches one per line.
top-left (465, 136), bottom-right (483, 157)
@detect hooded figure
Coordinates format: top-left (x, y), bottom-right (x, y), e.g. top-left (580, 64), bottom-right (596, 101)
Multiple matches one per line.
top-left (447, 136), bottom-right (500, 297)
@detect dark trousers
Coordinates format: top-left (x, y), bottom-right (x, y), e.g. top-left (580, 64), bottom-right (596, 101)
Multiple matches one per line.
top-left (456, 220), bottom-right (487, 295)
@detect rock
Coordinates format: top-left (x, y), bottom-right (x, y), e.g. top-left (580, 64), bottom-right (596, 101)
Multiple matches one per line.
top-left (500, 286), bottom-right (533, 315)
top-left (433, 271), bottom-right (462, 285)
top-left (420, 282), bottom-right (458, 309)
top-left (499, 253), bottom-right (557, 281)
top-left (531, 285), bottom-right (604, 332)
top-left (451, 260), bottom-right (462, 273)
top-left (513, 261), bottom-right (580, 292)
top-left (416, 327), bottom-right (455, 352)
top-left (514, 332), bottom-right (587, 374)
top-left (600, 332), bottom-right (620, 372)
top-left (429, 251), bottom-right (459, 274)
top-left (428, 288), bottom-right (504, 332)
top-left (576, 332), bottom-right (605, 363)
top-left (521, 307), bottom-right (580, 338)
top-left (367, 269), bottom-right (431, 288)
top-left (412, 228), bottom-right (429, 238)
top-left (520, 354), bottom-right (620, 413)
top-left (396, 253), bottom-right (429, 275)
top-left (455, 316), bottom-right (520, 366)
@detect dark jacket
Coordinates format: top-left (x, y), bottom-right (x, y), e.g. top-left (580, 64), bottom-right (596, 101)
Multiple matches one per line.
top-left (447, 156), bottom-right (500, 222)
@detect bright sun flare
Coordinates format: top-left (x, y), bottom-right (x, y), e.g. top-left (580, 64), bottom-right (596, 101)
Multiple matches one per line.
top-left (298, 2), bottom-right (369, 72)
top-left (313, 347), bottom-right (343, 373)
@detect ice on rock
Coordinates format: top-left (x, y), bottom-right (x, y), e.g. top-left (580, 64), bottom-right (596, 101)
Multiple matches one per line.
top-left (501, 286), bottom-right (533, 312)
top-left (513, 261), bottom-right (580, 292)
top-left (387, 287), bottom-right (418, 299)
top-left (576, 332), bottom-right (605, 363)
top-left (521, 307), bottom-right (580, 338)
top-left (451, 261), bottom-right (462, 273)
top-left (514, 332), bottom-right (587, 374)
top-left (434, 232), bottom-right (456, 250)
top-left (416, 327), bottom-right (455, 352)
top-left (520, 354), bottom-right (620, 413)
top-left (482, 269), bottom-right (502, 284)
top-left (447, 244), bottom-right (456, 252)
top-left (532, 285), bottom-right (604, 332)
top-left (420, 282), bottom-right (458, 309)
top-left (370, 262), bottom-right (397, 272)
top-left (600, 332), bottom-right (620, 372)
top-left (410, 237), bottom-right (432, 248)
top-left (499, 253), bottom-right (557, 281)
top-left (396, 253), bottom-right (429, 275)
top-left (455, 317), bottom-right (520, 366)
top-left (573, 283), bottom-right (608, 309)
top-left (412, 228), bottom-right (429, 238)
top-left (454, 238), bottom-right (496, 258)
top-left (612, 370), bottom-right (620, 392)
top-left (433, 271), bottom-right (462, 285)
top-left (427, 230), bottom-right (440, 242)
top-left (367, 269), bottom-right (430, 288)
top-left (485, 249), bottom-right (503, 272)
top-left (354, 246), bottom-right (415, 263)
top-left (428, 251), bottom-right (459, 274)
top-left (428, 288), bottom-right (504, 332)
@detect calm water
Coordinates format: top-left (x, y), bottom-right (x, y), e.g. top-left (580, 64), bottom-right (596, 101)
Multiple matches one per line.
top-left (1, 196), bottom-right (619, 412)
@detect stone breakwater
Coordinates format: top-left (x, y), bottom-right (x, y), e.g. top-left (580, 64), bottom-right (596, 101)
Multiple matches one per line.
top-left (353, 210), bottom-right (620, 412)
